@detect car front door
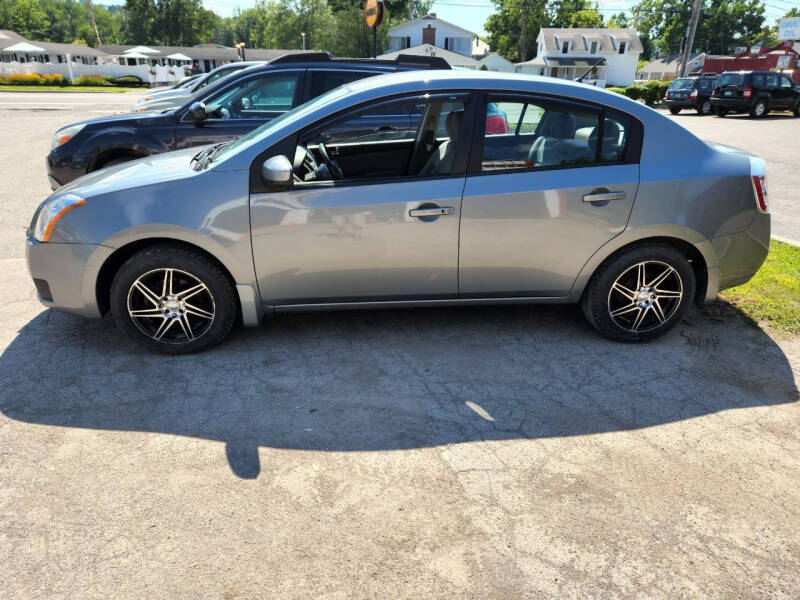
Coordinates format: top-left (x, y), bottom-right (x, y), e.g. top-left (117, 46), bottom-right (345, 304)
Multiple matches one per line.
top-left (776, 75), bottom-right (796, 109)
top-left (459, 93), bottom-right (640, 297)
top-left (249, 93), bottom-right (473, 305)
top-left (172, 70), bottom-right (305, 150)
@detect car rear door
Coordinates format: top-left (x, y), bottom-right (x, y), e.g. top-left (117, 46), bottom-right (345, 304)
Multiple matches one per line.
top-left (458, 93), bottom-right (641, 297)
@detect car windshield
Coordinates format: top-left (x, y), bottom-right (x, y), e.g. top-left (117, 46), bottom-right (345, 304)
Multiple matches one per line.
top-left (209, 84), bottom-right (352, 166)
top-left (719, 73), bottom-right (745, 86)
top-left (670, 78), bottom-right (694, 90)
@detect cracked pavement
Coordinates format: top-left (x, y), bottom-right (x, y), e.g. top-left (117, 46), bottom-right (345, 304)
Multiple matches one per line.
top-left (1, 93), bottom-right (799, 599)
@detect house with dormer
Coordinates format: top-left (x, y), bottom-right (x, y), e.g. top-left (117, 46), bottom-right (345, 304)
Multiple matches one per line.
top-left (515, 28), bottom-right (643, 88)
top-left (387, 14), bottom-right (475, 57)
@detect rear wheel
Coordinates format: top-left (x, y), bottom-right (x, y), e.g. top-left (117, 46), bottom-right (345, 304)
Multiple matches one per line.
top-left (697, 100), bottom-right (712, 115)
top-left (110, 244), bottom-right (237, 354)
top-left (793, 99), bottom-right (800, 117)
top-left (750, 99), bottom-right (768, 118)
top-left (668, 106), bottom-right (681, 115)
top-left (581, 244), bottom-right (695, 343)
top-left (716, 107), bottom-right (727, 117)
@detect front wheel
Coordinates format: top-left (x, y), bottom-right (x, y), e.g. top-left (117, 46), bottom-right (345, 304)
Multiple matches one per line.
top-left (110, 244), bottom-right (238, 354)
top-left (668, 106), bottom-right (681, 115)
top-left (697, 100), bottom-right (712, 115)
top-left (793, 100), bottom-right (800, 117)
top-left (581, 244), bottom-right (695, 343)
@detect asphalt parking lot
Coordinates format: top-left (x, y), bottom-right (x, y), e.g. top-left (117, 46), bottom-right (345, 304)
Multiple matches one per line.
top-left (1, 92), bottom-right (799, 598)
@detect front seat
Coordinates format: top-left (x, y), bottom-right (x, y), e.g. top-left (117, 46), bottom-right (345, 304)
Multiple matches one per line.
top-left (419, 110), bottom-right (463, 176)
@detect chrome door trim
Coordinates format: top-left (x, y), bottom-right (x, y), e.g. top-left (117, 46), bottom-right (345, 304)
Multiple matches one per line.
top-left (582, 190), bottom-right (626, 202)
top-left (409, 207), bottom-right (455, 217)
top-left (270, 295), bottom-right (573, 312)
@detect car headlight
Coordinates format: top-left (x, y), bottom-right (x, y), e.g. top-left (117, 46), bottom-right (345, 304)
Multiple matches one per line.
top-left (33, 193), bottom-right (86, 242)
top-left (51, 123), bottom-right (86, 149)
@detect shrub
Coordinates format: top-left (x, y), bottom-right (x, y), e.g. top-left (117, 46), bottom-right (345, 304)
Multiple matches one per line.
top-left (606, 86), bottom-right (626, 95)
top-left (641, 80), bottom-right (668, 106)
top-left (73, 74), bottom-right (111, 86)
top-left (623, 85), bottom-right (643, 101)
top-left (1, 73), bottom-right (45, 85)
top-left (42, 73), bottom-right (67, 86)
top-left (114, 75), bottom-right (144, 87)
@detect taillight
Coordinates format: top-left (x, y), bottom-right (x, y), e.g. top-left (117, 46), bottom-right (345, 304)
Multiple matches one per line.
top-left (664, 91), bottom-right (669, 99)
top-left (743, 86), bottom-right (752, 98)
top-left (750, 157), bottom-right (768, 213)
top-left (690, 88), bottom-right (698, 98)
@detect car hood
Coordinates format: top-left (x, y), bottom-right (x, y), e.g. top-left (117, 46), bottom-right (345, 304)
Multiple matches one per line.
top-left (63, 111), bottom-right (170, 130)
top-left (57, 146), bottom-right (202, 197)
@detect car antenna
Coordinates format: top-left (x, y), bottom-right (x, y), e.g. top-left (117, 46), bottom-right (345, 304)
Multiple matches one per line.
top-left (575, 58), bottom-right (606, 83)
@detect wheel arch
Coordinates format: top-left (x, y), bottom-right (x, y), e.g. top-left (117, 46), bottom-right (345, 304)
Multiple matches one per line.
top-left (570, 230), bottom-right (715, 305)
top-left (95, 237), bottom-right (240, 317)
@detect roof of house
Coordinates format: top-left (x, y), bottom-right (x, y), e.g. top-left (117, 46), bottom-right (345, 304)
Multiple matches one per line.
top-left (637, 52), bottom-right (705, 73)
top-left (0, 30), bottom-right (105, 56)
top-left (99, 44), bottom-right (305, 61)
top-left (538, 28), bottom-right (643, 54)
top-left (387, 14), bottom-right (476, 38)
top-left (378, 44), bottom-right (481, 68)
top-left (479, 53), bottom-right (513, 66)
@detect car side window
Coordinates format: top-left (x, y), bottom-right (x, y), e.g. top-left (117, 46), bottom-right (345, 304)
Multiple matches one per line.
top-left (202, 72), bottom-right (301, 121)
top-left (782, 76), bottom-right (793, 88)
top-left (481, 96), bottom-right (634, 172)
top-left (752, 73), bottom-right (765, 87)
top-left (293, 96), bottom-right (466, 183)
top-left (309, 70), bottom-right (377, 98)
top-left (766, 73), bottom-right (780, 88)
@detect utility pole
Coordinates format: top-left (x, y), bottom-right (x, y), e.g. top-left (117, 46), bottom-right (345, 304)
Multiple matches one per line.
top-left (677, 0), bottom-right (702, 77)
top-left (409, 0), bottom-right (412, 20)
top-left (86, 0), bottom-right (101, 47)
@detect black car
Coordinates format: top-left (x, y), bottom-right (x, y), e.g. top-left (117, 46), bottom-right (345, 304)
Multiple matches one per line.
top-left (47, 53), bottom-right (450, 188)
top-left (710, 70), bottom-right (800, 118)
top-left (664, 74), bottom-right (718, 115)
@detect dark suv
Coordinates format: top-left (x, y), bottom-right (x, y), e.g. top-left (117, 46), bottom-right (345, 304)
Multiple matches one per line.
top-left (664, 74), bottom-right (718, 115)
top-left (46, 53), bottom-right (449, 188)
top-left (711, 70), bottom-right (800, 118)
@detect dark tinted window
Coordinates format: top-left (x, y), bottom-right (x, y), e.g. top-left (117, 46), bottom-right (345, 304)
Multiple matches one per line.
top-left (782, 76), bottom-right (794, 88)
top-left (751, 73), bottom-right (765, 87)
top-left (309, 70), bottom-right (376, 98)
top-left (719, 73), bottom-right (745, 86)
top-left (670, 78), bottom-right (694, 90)
top-left (319, 98), bottom-right (427, 144)
top-left (765, 72), bottom-right (780, 87)
top-left (696, 77), bottom-right (716, 91)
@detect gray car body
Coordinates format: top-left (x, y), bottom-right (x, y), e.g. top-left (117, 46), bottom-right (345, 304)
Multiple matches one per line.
top-left (26, 71), bottom-right (770, 327)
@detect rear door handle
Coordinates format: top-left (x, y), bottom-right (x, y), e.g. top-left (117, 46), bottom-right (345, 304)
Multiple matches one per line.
top-left (409, 207), bottom-right (455, 217)
top-left (582, 190), bottom-right (626, 203)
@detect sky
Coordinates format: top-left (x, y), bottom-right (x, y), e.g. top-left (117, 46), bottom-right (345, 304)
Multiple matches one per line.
top-left (97, 0), bottom-right (797, 38)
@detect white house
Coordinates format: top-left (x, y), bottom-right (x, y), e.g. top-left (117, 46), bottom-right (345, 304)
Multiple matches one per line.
top-left (636, 52), bottom-right (706, 81)
top-left (479, 53), bottom-right (514, 72)
top-left (515, 28), bottom-right (643, 88)
top-left (387, 14), bottom-right (475, 57)
top-left (378, 44), bottom-right (482, 70)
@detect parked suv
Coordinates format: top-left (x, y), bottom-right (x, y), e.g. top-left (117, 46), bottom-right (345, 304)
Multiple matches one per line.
top-left (664, 74), bottom-right (718, 115)
top-left (711, 70), bottom-right (800, 118)
top-left (46, 53), bottom-right (449, 188)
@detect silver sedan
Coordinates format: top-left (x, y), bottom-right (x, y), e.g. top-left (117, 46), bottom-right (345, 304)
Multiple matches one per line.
top-left (26, 71), bottom-right (770, 353)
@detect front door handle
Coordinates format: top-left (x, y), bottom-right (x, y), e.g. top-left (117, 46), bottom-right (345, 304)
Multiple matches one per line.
top-left (409, 207), bottom-right (455, 217)
top-left (582, 190), bottom-right (626, 203)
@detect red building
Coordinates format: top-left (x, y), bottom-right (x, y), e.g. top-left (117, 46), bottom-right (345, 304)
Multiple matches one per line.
top-left (702, 41), bottom-right (800, 82)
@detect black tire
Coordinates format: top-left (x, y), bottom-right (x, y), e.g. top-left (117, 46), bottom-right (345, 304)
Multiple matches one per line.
top-left (749, 99), bottom-right (768, 118)
top-left (716, 107), bottom-right (727, 117)
top-left (793, 100), bottom-right (800, 117)
top-left (581, 243), bottom-right (696, 343)
top-left (110, 243), bottom-right (237, 354)
top-left (697, 100), bottom-right (712, 115)
top-left (668, 106), bottom-right (681, 115)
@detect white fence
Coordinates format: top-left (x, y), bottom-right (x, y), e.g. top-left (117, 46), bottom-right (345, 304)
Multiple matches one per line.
top-left (0, 59), bottom-right (189, 85)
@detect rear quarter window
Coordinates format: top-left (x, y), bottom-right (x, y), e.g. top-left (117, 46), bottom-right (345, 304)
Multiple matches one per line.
top-left (719, 73), bottom-right (745, 86)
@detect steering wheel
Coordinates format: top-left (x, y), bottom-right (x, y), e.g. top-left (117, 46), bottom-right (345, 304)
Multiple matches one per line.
top-left (317, 142), bottom-right (344, 180)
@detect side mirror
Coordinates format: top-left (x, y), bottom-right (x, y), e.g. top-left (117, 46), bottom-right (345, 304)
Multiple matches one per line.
top-left (261, 155), bottom-right (293, 185)
top-left (187, 101), bottom-right (206, 122)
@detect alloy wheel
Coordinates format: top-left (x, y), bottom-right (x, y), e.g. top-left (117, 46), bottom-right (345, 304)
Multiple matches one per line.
top-left (701, 101), bottom-right (711, 114)
top-left (754, 102), bottom-right (766, 117)
top-left (126, 268), bottom-right (215, 344)
top-left (607, 261), bottom-right (683, 333)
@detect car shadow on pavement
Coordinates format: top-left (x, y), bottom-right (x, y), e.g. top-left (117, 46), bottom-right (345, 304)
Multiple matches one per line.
top-left (1, 303), bottom-right (797, 478)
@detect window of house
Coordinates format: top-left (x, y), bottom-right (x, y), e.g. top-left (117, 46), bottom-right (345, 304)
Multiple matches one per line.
top-left (402, 36), bottom-right (411, 49)
top-left (445, 37), bottom-right (455, 51)
top-left (590, 41), bottom-right (598, 54)
top-left (561, 40), bottom-right (569, 54)
top-left (618, 41), bottom-right (626, 54)
top-left (479, 95), bottom-right (632, 172)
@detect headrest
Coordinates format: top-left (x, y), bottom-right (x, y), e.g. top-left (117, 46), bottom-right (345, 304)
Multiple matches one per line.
top-left (445, 110), bottom-right (463, 141)
top-left (547, 112), bottom-right (575, 139)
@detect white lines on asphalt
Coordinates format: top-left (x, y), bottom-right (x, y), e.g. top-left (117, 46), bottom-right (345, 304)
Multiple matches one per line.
top-left (465, 401), bottom-right (495, 422)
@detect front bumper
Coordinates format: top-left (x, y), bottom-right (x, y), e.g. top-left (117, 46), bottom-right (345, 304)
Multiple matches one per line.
top-left (25, 235), bottom-right (114, 318)
top-left (46, 147), bottom-right (89, 190)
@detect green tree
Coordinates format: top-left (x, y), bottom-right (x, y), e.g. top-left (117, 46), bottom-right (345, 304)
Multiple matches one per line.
top-left (570, 8), bottom-right (602, 28)
top-left (606, 12), bottom-right (629, 28)
top-left (485, 0), bottom-right (548, 62)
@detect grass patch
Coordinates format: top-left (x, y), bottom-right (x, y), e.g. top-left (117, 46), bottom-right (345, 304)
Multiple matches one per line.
top-left (719, 240), bottom-right (800, 334)
top-left (0, 85), bottom-right (133, 93)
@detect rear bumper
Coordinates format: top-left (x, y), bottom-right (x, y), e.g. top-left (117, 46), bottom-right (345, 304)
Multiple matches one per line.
top-left (25, 235), bottom-right (114, 318)
top-left (665, 98), bottom-right (697, 109)
top-left (712, 212), bottom-right (771, 294)
top-left (709, 97), bottom-right (753, 111)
